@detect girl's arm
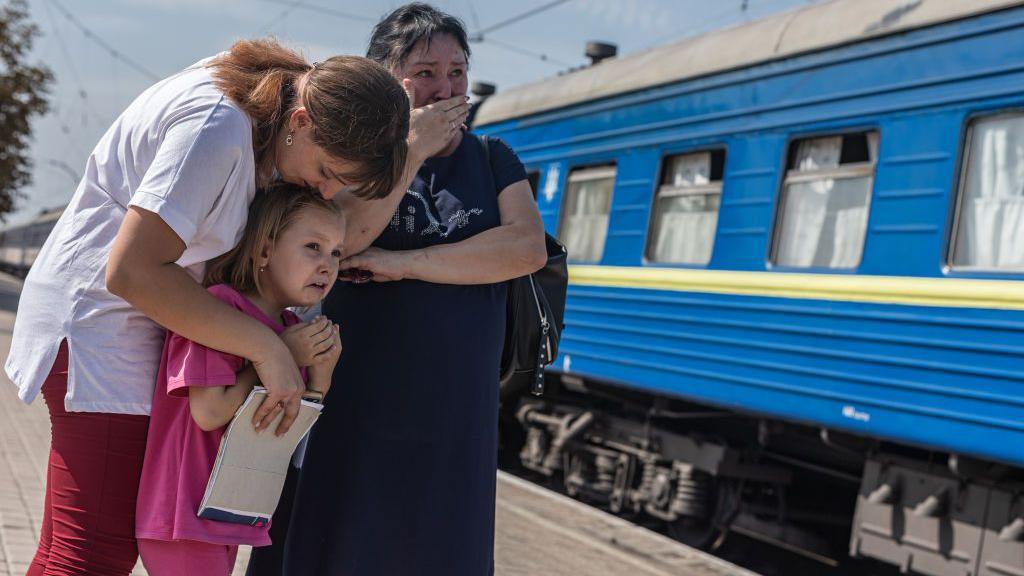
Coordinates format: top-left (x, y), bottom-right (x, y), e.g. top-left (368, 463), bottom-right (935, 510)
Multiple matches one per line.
top-left (189, 323), bottom-right (340, 431)
top-left (187, 365), bottom-right (260, 432)
top-left (339, 180), bottom-right (547, 285)
top-left (106, 207), bottom-right (304, 436)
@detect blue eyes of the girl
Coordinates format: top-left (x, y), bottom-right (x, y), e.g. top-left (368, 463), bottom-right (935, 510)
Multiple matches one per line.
top-left (307, 243), bottom-right (342, 258)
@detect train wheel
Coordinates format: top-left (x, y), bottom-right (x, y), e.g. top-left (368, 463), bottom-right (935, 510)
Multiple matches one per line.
top-left (667, 477), bottom-right (738, 550)
top-left (667, 516), bottom-right (722, 550)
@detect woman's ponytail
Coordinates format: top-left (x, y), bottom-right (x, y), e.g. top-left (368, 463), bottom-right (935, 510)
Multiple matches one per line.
top-left (208, 39), bottom-right (310, 185)
top-left (209, 38), bottom-right (409, 198)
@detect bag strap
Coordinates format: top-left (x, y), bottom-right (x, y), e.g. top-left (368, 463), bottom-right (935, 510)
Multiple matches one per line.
top-left (477, 134), bottom-right (501, 195)
top-left (482, 134), bottom-right (551, 395)
top-left (483, 133), bottom-right (541, 393)
top-left (478, 133), bottom-right (489, 159)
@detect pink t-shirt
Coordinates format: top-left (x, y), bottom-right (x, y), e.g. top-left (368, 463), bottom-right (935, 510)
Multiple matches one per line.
top-left (136, 284), bottom-right (303, 546)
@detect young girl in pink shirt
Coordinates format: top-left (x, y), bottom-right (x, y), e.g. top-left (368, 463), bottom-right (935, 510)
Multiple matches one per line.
top-left (134, 183), bottom-right (345, 575)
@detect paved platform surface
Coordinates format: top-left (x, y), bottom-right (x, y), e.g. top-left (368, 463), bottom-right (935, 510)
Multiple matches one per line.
top-left (0, 274), bottom-right (756, 576)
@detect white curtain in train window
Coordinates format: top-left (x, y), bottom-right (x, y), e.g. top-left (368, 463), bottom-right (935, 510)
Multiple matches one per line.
top-left (650, 195), bottom-right (719, 264)
top-left (954, 115), bottom-right (1024, 270)
top-left (666, 152), bottom-right (711, 187)
top-left (649, 152), bottom-right (719, 264)
top-left (561, 173), bottom-right (614, 262)
top-left (776, 136), bottom-right (872, 268)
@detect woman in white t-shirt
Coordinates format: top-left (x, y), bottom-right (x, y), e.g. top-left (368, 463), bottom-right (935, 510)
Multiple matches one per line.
top-left (6, 38), bottom-right (467, 575)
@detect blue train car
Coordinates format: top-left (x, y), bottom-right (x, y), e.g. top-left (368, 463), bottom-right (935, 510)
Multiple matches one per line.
top-left (474, 1), bottom-right (1024, 574)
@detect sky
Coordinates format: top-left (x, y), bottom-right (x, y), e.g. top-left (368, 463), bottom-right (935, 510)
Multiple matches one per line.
top-left (12, 0), bottom-right (817, 225)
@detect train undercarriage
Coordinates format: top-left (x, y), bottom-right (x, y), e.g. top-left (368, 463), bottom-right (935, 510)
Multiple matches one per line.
top-left (499, 374), bottom-right (1024, 576)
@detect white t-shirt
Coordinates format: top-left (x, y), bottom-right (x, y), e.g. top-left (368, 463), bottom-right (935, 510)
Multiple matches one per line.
top-left (5, 56), bottom-right (256, 414)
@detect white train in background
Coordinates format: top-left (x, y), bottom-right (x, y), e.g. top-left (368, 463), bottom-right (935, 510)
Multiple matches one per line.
top-left (0, 206), bottom-right (65, 277)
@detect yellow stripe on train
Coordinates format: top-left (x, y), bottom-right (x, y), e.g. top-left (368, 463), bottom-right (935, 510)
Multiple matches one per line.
top-left (568, 265), bottom-right (1024, 311)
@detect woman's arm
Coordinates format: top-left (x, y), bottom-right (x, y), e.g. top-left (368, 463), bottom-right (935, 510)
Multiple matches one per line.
top-left (338, 86), bottom-right (470, 257)
top-left (336, 143), bottom-right (425, 256)
top-left (106, 207), bottom-right (304, 435)
top-left (187, 364), bottom-right (260, 432)
top-left (339, 180), bottom-right (547, 285)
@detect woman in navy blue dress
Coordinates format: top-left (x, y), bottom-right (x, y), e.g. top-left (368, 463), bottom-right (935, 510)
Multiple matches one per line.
top-left (251, 4), bottom-right (547, 575)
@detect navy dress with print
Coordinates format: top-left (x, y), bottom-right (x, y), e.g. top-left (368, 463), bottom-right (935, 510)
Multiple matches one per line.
top-left (283, 135), bottom-right (526, 576)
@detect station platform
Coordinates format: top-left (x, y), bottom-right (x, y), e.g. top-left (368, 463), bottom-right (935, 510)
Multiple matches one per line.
top-left (494, 471), bottom-right (759, 576)
top-left (0, 274), bottom-right (756, 575)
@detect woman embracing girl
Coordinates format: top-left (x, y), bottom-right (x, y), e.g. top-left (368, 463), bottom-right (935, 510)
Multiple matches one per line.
top-left (6, 36), bottom-right (466, 575)
top-left (136, 184), bottom-right (343, 576)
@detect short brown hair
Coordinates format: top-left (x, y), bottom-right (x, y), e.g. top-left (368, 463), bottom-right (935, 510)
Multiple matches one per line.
top-left (209, 38), bottom-right (409, 199)
top-left (204, 183), bottom-right (343, 294)
top-left (367, 3), bottom-right (471, 71)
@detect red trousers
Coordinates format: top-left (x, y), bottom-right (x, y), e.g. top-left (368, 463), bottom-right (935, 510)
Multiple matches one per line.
top-left (27, 343), bottom-right (150, 576)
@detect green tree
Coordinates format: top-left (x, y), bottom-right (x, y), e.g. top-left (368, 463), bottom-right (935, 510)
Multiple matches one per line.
top-left (0, 0), bottom-right (52, 220)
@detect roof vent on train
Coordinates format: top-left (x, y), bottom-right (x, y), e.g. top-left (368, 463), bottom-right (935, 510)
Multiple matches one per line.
top-left (474, 0), bottom-right (1020, 127)
top-left (469, 82), bottom-right (497, 125)
top-left (585, 41), bottom-right (617, 65)
top-left (472, 82), bottom-right (496, 99)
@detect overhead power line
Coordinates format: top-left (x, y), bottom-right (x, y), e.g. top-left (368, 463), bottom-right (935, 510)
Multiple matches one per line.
top-left (45, 159), bottom-right (81, 186)
top-left (471, 0), bottom-right (574, 38)
top-left (46, 0), bottom-right (161, 82)
top-left (256, 0), bottom-right (375, 22)
top-left (641, 0), bottom-right (804, 51)
top-left (261, 0), bottom-right (574, 68)
top-left (467, 0), bottom-right (576, 67)
top-left (256, 0), bottom-right (307, 34)
top-left (484, 37), bottom-right (572, 67)
top-left (465, 0), bottom-right (482, 31)
top-left (40, 0), bottom-right (107, 127)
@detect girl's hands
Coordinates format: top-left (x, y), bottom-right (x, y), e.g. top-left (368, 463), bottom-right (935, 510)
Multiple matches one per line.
top-left (307, 323), bottom-right (341, 398)
top-left (405, 80), bottom-right (469, 163)
top-left (338, 247), bottom-right (410, 283)
top-left (280, 316), bottom-right (336, 366)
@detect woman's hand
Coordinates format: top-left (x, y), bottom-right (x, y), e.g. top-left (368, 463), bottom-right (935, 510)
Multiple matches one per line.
top-left (107, 207), bottom-right (304, 436)
top-left (279, 316), bottom-right (335, 367)
top-left (339, 247), bottom-right (411, 283)
top-left (405, 80), bottom-right (469, 162)
top-left (248, 339), bottom-right (305, 435)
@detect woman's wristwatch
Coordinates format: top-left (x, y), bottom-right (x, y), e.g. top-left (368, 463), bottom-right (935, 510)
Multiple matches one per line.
top-left (302, 389), bottom-right (324, 404)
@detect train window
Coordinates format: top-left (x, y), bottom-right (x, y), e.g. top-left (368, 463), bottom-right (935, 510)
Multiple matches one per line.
top-left (646, 150), bottom-right (724, 265)
top-left (773, 132), bottom-right (878, 269)
top-left (558, 165), bottom-right (616, 263)
top-left (950, 112), bottom-right (1024, 271)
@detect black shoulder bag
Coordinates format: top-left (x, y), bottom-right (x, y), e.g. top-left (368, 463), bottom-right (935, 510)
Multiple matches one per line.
top-left (479, 135), bottom-right (567, 397)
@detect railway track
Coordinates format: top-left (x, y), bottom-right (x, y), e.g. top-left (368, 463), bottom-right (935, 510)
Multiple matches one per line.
top-left (498, 458), bottom-right (901, 576)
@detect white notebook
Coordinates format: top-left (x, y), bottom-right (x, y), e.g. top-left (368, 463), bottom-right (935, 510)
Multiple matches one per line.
top-left (198, 387), bottom-right (322, 526)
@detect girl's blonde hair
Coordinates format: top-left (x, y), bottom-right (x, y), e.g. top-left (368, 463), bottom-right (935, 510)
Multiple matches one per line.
top-left (204, 183), bottom-right (343, 294)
